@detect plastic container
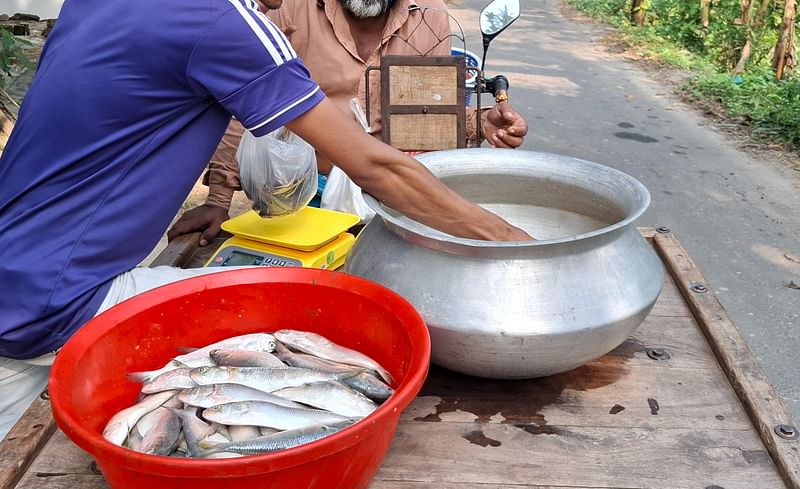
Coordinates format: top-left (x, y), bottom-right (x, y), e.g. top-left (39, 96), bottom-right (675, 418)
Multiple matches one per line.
top-left (49, 268), bottom-right (430, 489)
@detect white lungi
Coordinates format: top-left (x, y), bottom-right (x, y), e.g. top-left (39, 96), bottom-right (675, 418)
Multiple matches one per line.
top-left (0, 265), bottom-right (236, 440)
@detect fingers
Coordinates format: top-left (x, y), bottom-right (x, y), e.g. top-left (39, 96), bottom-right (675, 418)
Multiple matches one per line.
top-left (168, 205), bottom-right (228, 243)
top-left (488, 134), bottom-right (514, 149)
top-left (489, 128), bottom-right (525, 148)
top-left (199, 222), bottom-right (222, 247)
top-left (167, 221), bottom-right (191, 241)
top-left (167, 228), bottom-right (179, 242)
top-left (482, 103), bottom-right (527, 148)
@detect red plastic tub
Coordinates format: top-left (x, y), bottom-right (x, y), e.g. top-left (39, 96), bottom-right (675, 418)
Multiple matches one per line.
top-left (49, 268), bottom-right (430, 489)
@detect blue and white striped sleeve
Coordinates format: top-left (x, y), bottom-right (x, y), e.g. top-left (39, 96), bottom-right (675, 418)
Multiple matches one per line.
top-left (187, 0), bottom-right (325, 136)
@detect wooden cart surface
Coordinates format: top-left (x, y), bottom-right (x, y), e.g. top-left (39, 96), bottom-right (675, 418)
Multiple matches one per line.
top-left (2, 229), bottom-right (798, 489)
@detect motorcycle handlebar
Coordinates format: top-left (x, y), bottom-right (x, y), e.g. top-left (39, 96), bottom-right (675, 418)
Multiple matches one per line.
top-left (490, 75), bottom-right (509, 96)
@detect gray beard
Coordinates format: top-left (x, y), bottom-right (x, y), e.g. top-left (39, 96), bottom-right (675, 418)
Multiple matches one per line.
top-left (340, 0), bottom-right (392, 18)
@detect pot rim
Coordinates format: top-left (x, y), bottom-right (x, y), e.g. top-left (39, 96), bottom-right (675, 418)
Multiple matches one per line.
top-left (363, 149), bottom-right (651, 249)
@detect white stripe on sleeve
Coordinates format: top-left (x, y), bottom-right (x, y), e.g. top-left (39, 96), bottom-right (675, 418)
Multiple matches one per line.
top-left (227, 0), bottom-right (284, 66)
top-left (247, 86), bottom-right (321, 132)
top-left (246, 4), bottom-right (297, 61)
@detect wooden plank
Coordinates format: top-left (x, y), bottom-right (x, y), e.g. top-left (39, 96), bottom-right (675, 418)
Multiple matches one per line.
top-left (405, 362), bottom-right (753, 430)
top-left (654, 232), bottom-right (800, 489)
top-left (15, 431), bottom-right (97, 479)
top-left (14, 475), bottom-right (105, 489)
top-left (629, 313), bottom-right (719, 370)
top-left (183, 233), bottom-right (230, 269)
top-left (17, 396), bottom-right (779, 489)
top-left (0, 392), bottom-right (56, 489)
top-left (148, 232), bottom-right (201, 268)
top-left (373, 423), bottom-right (786, 489)
top-left (373, 484), bottom-right (639, 489)
top-left (644, 274), bottom-right (693, 318)
top-left (638, 227), bottom-right (657, 240)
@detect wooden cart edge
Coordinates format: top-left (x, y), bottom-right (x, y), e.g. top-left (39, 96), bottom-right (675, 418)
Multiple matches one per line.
top-left (650, 229), bottom-right (799, 489)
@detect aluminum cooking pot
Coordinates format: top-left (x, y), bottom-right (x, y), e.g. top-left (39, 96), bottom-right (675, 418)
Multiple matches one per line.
top-left (344, 148), bottom-right (664, 379)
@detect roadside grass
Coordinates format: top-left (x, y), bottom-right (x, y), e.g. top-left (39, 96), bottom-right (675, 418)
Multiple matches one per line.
top-left (566, 0), bottom-right (800, 149)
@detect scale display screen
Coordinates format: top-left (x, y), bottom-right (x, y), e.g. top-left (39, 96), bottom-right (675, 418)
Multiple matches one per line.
top-left (223, 250), bottom-right (264, 267)
top-left (211, 246), bottom-right (303, 268)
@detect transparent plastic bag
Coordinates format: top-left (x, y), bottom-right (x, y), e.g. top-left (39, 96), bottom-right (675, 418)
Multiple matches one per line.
top-left (321, 166), bottom-right (375, 223)
top-left (237, 127), bottom-right (318, 218)
top-left (318, 98), bottom-right (376, 223)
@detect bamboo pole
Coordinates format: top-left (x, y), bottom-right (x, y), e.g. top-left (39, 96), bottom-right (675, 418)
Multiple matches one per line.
top-left (700, 0), bottom-right (711, 27)
top-left (773, 0), bottom-right (797, 79)
top-left (631, 0), bottom-right (647, 26)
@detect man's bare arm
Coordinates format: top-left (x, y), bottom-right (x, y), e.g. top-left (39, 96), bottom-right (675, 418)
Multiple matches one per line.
top-left (286, 98), bottom-right (532, 241)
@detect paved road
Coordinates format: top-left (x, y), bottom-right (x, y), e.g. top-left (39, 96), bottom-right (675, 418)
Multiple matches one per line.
top-left (451, 0), bottom-right (800, 420)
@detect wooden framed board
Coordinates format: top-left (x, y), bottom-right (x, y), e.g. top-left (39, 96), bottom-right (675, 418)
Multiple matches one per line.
top-left (366, 55), bottom-right (467, 151)
top-left (2, 229), bottom-right (798, 489)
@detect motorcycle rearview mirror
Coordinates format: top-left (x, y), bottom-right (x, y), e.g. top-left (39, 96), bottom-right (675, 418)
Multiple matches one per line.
top-left (479, 0), bottom-right (520, 71)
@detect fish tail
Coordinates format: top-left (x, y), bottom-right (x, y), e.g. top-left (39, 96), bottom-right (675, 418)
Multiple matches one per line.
top-left (196, 439), bottom-right (216, 450)
top-left (194, 441), bottom-right (224, 458)
top-left (126, 371), bottom-right (153, 383)
top-left (335, 368), bottom-right (367, 381)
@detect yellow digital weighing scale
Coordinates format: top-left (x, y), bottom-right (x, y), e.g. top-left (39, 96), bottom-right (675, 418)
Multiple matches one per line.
top-left (204, 207), bottom-right (361, 270)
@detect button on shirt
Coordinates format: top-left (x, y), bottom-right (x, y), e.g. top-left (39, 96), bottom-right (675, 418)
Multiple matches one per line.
top-left (0, 0), bottom-right (324, 359)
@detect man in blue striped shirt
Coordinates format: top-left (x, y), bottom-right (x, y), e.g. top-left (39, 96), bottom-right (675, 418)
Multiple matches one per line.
top-left (0, 0), bottom-right (530, 438)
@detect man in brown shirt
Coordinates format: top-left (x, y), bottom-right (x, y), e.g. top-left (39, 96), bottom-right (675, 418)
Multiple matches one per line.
top-left (169, 0), bottom-right (528, 245)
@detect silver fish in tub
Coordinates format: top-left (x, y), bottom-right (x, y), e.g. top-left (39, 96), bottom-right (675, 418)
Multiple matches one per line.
top-left (197, 419), bottom-right (358, 457)
top-left (137, 404), bottom-right (182, 456)
top-left (178, 383), bottom-right (304, 409)
top-left (210, 348), bottom-right (286, 368)
top-left (275, 330), bottom-right (393, 384)
top-left (188, 365), bottom-right (358, 392)
top-left (274, 342), bottom-right (394, 401)
top-left (175, 333), bottom-right (277, 368)
top-left (102, 390), bottom-right (176, 446)
top-left (104, 329), bottom-right (394, 458)
top-left (138, 368), bottom-right (196, 394)
top-left (272, 381), bottom-right (377, 418)
top-left (201, 400), bottom-right (352, 430)
top-left (129, 333), bottom-right (277, 382)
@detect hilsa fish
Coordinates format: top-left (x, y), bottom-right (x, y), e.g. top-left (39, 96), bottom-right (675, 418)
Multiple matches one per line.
top-left (189, 366), bottom-right (358, 392)
top-left (274, 330), bottom-right (393, 384)
top-left (197, 419), bottom-right (358, 456)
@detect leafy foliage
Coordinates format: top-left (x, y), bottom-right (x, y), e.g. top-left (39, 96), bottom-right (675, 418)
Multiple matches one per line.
top-left (568, 0), bottom-right (800, 148)
top-left (569, 0), bottom-right (784, 69)
top-left (689, 71), bottom-right (800, 145)
top-left (0, 28), bottom-right (33, 90)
